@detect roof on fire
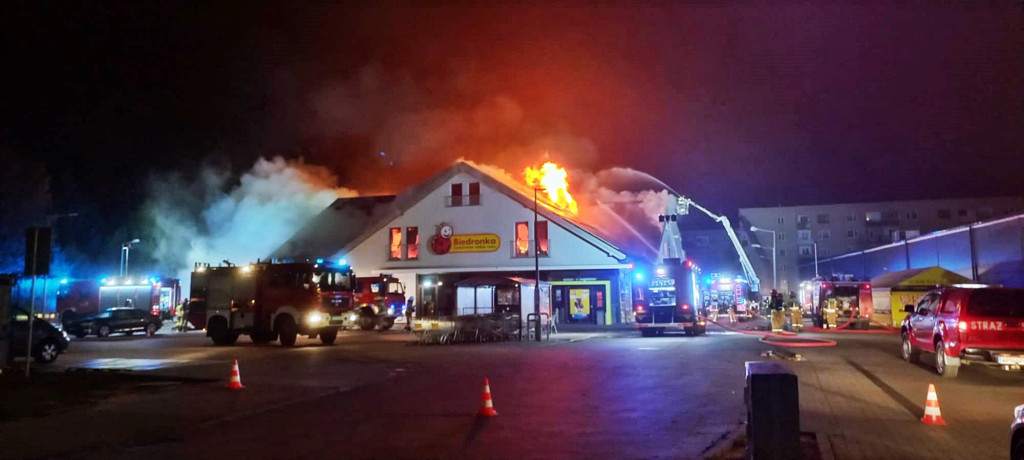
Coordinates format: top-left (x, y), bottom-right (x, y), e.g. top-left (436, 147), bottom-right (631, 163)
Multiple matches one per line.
top-left (271, 161), bottom-right (661, 263)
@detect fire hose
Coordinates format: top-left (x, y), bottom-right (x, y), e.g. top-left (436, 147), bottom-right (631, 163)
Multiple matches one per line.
top-left (707, 318), bottom-right (838, 348)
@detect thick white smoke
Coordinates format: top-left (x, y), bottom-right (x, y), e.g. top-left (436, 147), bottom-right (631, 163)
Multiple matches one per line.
top-left (144, 156), bottom-right (357, 290)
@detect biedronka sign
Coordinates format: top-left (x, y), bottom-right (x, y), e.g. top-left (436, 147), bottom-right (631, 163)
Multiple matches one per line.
top-left (429, 223), bottom-right (501, 255)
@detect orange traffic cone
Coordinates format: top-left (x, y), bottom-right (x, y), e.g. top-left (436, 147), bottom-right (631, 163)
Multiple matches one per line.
top-left (477, 378), bottom-right (498, 417)
top-left (227, 360), bottom-right (244, 390)
top-left (921, 383), bottom-right (945, 425)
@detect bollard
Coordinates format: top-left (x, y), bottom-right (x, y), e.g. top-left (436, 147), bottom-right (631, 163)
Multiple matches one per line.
top-left (745, 361), bottom-right (800, 460)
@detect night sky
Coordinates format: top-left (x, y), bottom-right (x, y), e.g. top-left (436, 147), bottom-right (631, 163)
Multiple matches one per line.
top-left (3, 3), bottom-right (1023, 265)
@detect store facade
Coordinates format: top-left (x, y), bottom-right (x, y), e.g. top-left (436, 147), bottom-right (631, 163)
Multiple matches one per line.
top-left (272, 162), bottom-right (646, 324)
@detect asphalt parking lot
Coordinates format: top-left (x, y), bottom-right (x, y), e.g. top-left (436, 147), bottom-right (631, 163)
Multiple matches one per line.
top-left (1, 323), bottom-right (1020, 460)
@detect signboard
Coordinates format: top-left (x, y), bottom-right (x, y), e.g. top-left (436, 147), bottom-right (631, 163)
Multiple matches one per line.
top-left (569, 288), bottom-right (590, 318)
top-left (429, 223), bottom-right (501, 255)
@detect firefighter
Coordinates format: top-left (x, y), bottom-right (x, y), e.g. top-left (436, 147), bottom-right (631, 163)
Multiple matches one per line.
top-left (769, 289), bottom-right (785, 332)
top-left (404, 296), bottom-right (415, 331)
top-left (824, 297), bottom-right (839, 329)
top-left (788, 291), bottom-right (802, 331)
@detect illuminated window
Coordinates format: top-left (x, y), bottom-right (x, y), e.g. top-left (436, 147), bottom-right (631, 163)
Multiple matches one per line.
top-left (536, 221), bottom-right (549, 256)
top-left (468, 182), bottom-right (480, 206)
top-left (406, 227), bottom-right (419, 260)
top-left (514, 222), bottom-right (529, 257)
top-left (450, 183), bottom-right (463, 206)
top-left (389, 228), bottom-right (402, 260)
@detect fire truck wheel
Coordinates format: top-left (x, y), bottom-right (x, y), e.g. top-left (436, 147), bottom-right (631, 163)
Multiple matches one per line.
top-left (378, 318), bottom-right (395, 331)
top-left (209, 318), bottom-right (238, 346)
top-left (358, 317), bottom-right (376, 331)
top-left (319, 329), bottom-right (338, 345)
top-left (276, 316), bottom-right (298, 346)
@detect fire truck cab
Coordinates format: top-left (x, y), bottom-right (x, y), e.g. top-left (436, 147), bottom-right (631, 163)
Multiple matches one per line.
top-left (190, 261), bottom-right (356, 346)
top-left (353, 275), bottom-right (405, 331)
top-left (633, 258), bottom-right (706, 337)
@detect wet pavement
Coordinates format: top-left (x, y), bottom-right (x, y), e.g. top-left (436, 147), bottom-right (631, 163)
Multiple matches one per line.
top-left (2, 323), bottom-right (1020, 459)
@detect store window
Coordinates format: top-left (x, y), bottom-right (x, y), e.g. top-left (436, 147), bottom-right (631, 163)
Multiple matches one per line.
top-left (389, 228), bottom-right (402, 260)
top-left (450, 183), bottom-right (463, 207)
top-left (514, 222), bottom-right (530, 257)
top-left (406, 227), bottom-right (419, 260)
top-left (468, 182), bottom-right (480, 206)
top-left (536, 221), bottom-right (549, 256)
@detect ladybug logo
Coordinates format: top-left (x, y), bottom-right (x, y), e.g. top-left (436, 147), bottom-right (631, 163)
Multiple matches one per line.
top-left (430, 223), bottom-right (454, 255)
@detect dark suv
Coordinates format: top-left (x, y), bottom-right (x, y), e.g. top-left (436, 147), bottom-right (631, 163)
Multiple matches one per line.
top-left (8, 307), bottom-right (70, 363)
top-left (900, 287), bottom-right (1024, 378)
top-left (64, 307), bottom-right (162, 338)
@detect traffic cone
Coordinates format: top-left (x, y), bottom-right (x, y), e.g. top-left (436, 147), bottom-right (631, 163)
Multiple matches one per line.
top-left (477, 378), bottom-right (498, 417)
top-left (921, 383), bottom-right (945, 425)
top-left (227, 360), bottom-right (244, 390)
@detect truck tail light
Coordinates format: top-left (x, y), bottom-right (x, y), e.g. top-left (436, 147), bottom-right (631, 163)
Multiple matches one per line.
top-left (635, 305), bottom-right (644, 313)
top-left (681, 304), bottom-right (690, 311)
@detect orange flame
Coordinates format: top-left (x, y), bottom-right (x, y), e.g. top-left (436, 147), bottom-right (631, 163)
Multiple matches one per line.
top-left (524, 162), bottom-right (578, 214)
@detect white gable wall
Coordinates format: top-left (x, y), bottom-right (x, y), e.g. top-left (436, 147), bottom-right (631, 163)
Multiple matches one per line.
top-left (339, 172), bottom-right (626, 276)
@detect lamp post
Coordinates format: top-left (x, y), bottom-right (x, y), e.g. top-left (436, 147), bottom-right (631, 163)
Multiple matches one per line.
top-left (750, 226), bottom-right (777, 291)
top-left (120, 238), bottom-right (140, 278)
top-left (533, 187), bottom-right (543, 342)
top-left (813, 241), bottom-right (819, 278)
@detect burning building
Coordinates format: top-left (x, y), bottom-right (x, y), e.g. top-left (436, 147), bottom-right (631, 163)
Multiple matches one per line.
top-left (271, 161), bottom-right (661, 325)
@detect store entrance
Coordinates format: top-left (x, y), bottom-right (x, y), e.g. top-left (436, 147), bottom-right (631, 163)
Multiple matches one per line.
top-left (553, 285), bottom-right (606, 324)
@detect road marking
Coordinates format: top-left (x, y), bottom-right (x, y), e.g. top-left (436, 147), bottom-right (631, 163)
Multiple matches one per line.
top-left (71, 358), bottom-right (194, 370)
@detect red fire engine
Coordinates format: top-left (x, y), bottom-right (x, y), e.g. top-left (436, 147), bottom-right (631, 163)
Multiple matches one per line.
top-left (633, 258), bottom-right (707, 337)
top-left (57, 277), bottom-right (181, 323)
top-left (354, 274), bottom-right (406, 331)
top-left (188, 261), bottom-right (356, 346)
top-left (802, 277), bottom-right (874, 327)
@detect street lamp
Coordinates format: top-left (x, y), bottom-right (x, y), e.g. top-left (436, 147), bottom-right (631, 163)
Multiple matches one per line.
top-left (532, 187), bottom-right (544, 342)
top-left (750, 226), bottom-right (777, 291)
top-left (813, 241), bottom-right (819, 278)
top-left (120, 238), bottom-right (141, 278)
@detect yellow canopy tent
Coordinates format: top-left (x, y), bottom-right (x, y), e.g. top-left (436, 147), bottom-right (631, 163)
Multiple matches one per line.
top-left (870, 266), bottom-right (973, 326)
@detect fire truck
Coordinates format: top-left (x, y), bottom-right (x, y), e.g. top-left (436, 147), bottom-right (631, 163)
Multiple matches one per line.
top-left (57, 277), bottom-right (181, 323)
top-left (188, 261), bottom-right (357, 346)
top-left (354, 275), bottom-right (406, 331)
top-left (706, 275), bottom-right (756, 320)
top-left (633, 258), bottom-right (706, 337)
top-left (802, 277), bottom-right (874, 327)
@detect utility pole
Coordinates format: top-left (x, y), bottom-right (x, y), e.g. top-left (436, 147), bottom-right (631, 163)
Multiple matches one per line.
top-left (533, 187), bottom-right (543, 342)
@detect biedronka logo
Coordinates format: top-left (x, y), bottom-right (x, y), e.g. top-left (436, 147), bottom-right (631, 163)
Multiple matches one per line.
top-left (429, 223), bottom-right (501, 255)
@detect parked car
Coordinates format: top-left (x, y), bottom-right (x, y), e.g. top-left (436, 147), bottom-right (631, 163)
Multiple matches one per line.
top-left (63, 307), bottom-right (162, 338)
top-left (900, 287), bottom-right (1024, 378)
top-left (1013, 403), bottom-right (1024, 460)
top-left (8, 307), bottom-right (70, 363)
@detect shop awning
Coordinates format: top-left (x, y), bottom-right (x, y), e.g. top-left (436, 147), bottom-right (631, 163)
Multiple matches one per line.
top-left (870, 266), bottom-right (972, 289)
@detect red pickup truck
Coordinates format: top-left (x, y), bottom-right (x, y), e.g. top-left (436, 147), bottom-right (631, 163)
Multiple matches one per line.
top-left (900, 287), bottom-right (1024, 378)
